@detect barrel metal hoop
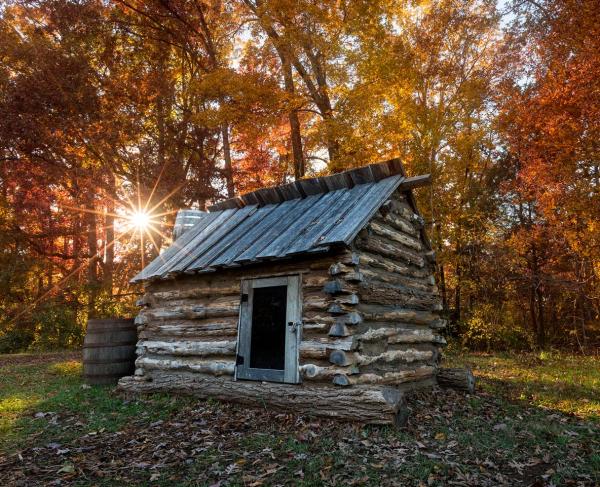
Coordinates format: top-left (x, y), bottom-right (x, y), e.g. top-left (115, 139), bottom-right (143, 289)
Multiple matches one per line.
top-left (83, 358), bottom-right (136, 365)
top-left (84, 373), bottom-right (131, 379)
top-left (86, 326), bottom-right (137, 332)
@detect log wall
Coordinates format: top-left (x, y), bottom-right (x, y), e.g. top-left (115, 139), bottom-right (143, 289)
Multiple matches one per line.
top-left (120, 190), bottom-right (444, 424)
top-left (321, 190), bottom-right (445, 390)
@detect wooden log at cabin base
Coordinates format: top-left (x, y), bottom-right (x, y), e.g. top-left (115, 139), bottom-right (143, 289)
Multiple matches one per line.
top-left (138, 318), bottom-right (238, 339)
top-left (347, 365), bottom-right (435, 385)
top-left (118, 374), bottom-right (409, 426)
top-left (300, 363), bottom-right (360, 380)
top-left (137, 356), bottom-right (235, 376)
top-left (299, 337), bottom-right (356, 359)
top-left (437, 367), bottom-right (475, 394)
top-left (139, 340), bottom-right (237, 357)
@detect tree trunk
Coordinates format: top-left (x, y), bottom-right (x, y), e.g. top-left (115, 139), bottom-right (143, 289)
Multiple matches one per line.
top-left (221, 123), bottom-right (235, 198)
top-left (85, 192), bottom-right (99, 317)
top-left (454, 266), bottom-right (461, 323)
top-left (103, 181), bottom-right (115, 294)
top-left (529, 283), bottom-right (538, 345)
top-left (536, 282), bottom-right (545, 348)
top-left (281, 57), bottom-right (305, 179)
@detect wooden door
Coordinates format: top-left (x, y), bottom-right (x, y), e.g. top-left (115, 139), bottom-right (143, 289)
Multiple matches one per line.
top-left (235, 275), bottom-right (301, 384)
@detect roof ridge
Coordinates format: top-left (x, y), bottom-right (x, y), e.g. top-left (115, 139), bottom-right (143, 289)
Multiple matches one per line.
top-left (208, 158), bottom-right (407, 212)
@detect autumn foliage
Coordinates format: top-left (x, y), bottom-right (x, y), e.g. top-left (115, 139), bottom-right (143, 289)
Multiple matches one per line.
top-left (0, 0), bottom-right (598, 352)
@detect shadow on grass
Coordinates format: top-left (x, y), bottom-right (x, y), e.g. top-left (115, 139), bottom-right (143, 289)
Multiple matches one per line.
top-left (0, 358), bottom-right (192, 455)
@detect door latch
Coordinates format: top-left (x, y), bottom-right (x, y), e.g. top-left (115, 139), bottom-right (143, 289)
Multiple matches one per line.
top-left (287, 321), bottom-right (302, 333)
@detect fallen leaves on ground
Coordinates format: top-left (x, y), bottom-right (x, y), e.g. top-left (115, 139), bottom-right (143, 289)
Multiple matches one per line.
top-left (1, 385), bottom-right (598, 487)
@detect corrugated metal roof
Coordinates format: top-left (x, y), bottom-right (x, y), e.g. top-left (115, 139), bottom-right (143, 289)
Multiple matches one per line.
top-left (132, 160), bottom-right (429, 283)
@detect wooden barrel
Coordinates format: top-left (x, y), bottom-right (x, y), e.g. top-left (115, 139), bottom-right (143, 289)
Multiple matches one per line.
top-left (83, 318), bottom-right (137, 385)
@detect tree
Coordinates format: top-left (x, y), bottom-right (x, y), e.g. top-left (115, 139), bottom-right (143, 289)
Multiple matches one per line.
top-left (498, 0), bottom-right (600, 348)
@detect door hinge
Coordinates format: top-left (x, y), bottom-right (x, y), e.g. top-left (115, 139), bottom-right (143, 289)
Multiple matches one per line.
top-left (236, 354), bottom-right (244, 365)
top-left (241, 293), bottom-right (248, 302)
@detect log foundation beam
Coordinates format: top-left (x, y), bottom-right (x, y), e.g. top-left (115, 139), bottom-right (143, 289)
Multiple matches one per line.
top-left (118, 373), bottom-right (409, 426)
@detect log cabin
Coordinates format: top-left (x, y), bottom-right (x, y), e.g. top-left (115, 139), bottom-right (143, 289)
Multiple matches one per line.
top-left (118, 159), bottom-right (455, 426)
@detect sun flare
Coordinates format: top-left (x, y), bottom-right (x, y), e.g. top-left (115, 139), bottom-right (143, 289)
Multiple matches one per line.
top-left (129, 210), bottom-right (152, 230)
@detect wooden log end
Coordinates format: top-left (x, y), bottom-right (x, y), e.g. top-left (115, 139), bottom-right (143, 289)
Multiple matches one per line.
top-left (333, 374), bottom-right (350, 387)
top-left (328, 323), bottom-right (351, 337)
top-left (344, 271), bottom-right (364, 283)
top-left (323, 280), bottom-right (343, 294)
top-left (327, 303), bottom-right (345, 315)
top-left (437, 367), bottom-right (475, 394)
top-left (329, 350), bottom-right (352, 366)
top-left (335, 312), bottom-right (362, 326)
top-left (382, 387), bottom-right (409, 428)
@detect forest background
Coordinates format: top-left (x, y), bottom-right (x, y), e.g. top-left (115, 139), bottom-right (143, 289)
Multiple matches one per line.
top-left (0, 0), bottom-right (598, 354)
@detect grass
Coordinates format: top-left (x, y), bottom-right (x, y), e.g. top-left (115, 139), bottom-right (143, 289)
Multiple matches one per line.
top-left (0, 353), bottom-right (193, 453)
top-left (0, 350), bottom-right (598, 486)
top-left (445, 348), bottom-right (600, 421)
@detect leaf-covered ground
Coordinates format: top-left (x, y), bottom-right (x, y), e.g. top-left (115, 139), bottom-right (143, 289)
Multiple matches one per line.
top-left (0, 352), bottom-right (598, 486)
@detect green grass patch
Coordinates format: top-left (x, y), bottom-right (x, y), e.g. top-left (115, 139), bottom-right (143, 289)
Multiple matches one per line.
top-left (445, 349), bottom-right (600, 421)
top-left (0, 353), bottom-right (192, 453)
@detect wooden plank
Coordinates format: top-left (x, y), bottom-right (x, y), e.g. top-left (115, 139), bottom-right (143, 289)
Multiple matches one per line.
top-left (386, 158), bottom-right (407, 177)
top-left (132, 210), bottom-right (222, 281)
top-left (284, 275), bottom-right (301, 384)
top-left (252, 276), bottom-right (289, 288)
top-left (208, 197), bottom-right (243, 212)
top-left (166, 205), bottom-right (257, 275)
top-left (348, 165), bottom-right (374, 185)
top-left (278, 181), bottom-right (302, 200)
top-left (235, 280), bottom-right (253, 381)
top-left (240, 192), bottom-right (260, 206)
top-left (255, 187), bottom-right (283, 205)
top-left (369, 162), bottom-right (392, 181)
top-left (399, 174), bottom-right (431, 190)
top-left (296, 177), bottom-right (326, 196)
top-left (319, 175), bottom-right (404, 246)
top-left (212, 199), bottom-right (304, 267)
top-left (238, 367), bottom-right (285, 382)
top-left (323, 172), bottom-right (353, 191)
top-left (256, 192), bottom-right (340, 259)
top-left (186, 204), bottom-right (279, 271)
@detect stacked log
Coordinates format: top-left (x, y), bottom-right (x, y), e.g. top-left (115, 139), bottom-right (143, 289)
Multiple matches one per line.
top-left (346, 192), bottom-right (445, 391)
